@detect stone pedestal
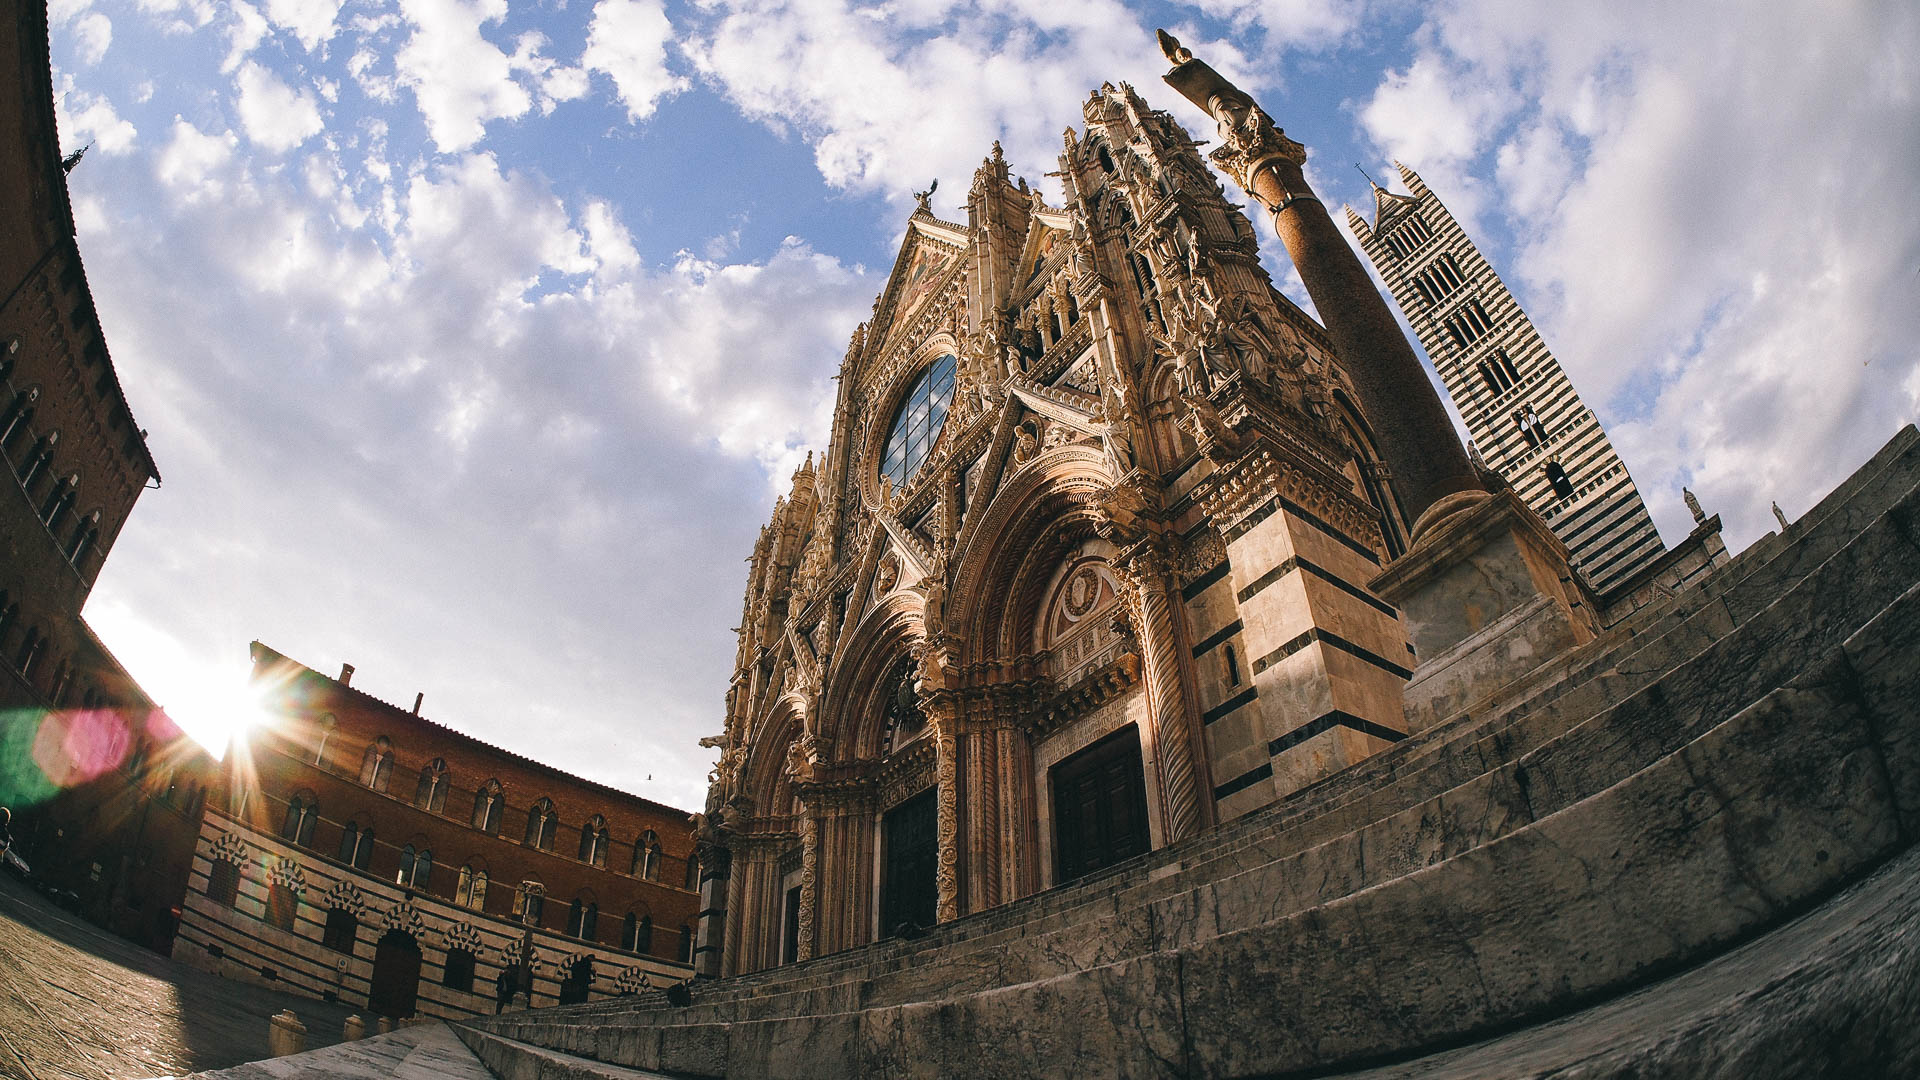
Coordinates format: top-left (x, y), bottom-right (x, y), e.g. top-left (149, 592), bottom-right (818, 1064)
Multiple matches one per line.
top-left (268, 1010), bottom-right (307, 1057)
top-left (1370, 489), bottom-right (1599, 733)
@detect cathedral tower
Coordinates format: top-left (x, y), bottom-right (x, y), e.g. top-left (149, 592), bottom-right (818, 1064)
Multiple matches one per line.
top-left (1346, 167), bottom-right (1665, 594)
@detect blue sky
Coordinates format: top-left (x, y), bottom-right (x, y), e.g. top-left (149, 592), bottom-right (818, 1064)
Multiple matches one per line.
top-left (46, 0), bottom-right (1920, 810)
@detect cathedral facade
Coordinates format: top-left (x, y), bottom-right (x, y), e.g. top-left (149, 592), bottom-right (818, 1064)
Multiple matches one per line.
top-left (701, 82), bottom-right (1436, 976)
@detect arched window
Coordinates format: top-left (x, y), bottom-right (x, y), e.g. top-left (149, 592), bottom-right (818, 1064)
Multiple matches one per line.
top-left (18, 434), bottom-right (54, 490)
top-left (622, 912), bottom-right (653, 953)
top-left (265, 880), bottom-right (297, 930)
top-left (631, 830), bottom-right (661, 879)
top-left (208, 859), bottom-right (241, 907)
top-left (394, 844), bottom-right (432, 888)
top-left (16, 626), bottom-right (44, 680)
top-left (524, 797), bottom-right (556, 849)
top-left (677, 924), bottom-right (693, 963)
top-left (322, 907), bottom-right (357, 952)
top-left (684, 852), bottom-right (700, 891)
top-left (567, 897), bottom-right (599, 940)
top-left (878, 354), bottom-right (957, 489)
top-left (455, 867), bottom-right (488, 909)
top-left (312, 714), bottom-right (336, 767)
top-left (40, 474), bottom-right (76, 531)
top-left (280, 790), bottom-right (318, 846)
top-left (66, 512), bottom-right (99, 566)
top-left (414, 757), bottom-right (448, 812)
top-left (338, 821), bottom-right (367, 866)
top-left (1545, 461), bottom-right (1576, 500)
top-left (513, 880), bottom-right (545, 925)
top-left (471, 779), bottom-right (503, 834)
top-left (577, 814), bottom-right (608, 865)
top-left (358, 737), bottom-right (394, 792)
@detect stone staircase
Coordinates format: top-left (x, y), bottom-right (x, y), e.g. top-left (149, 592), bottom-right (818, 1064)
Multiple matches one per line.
top-left (455, 426), bottom-right (1920, 1079)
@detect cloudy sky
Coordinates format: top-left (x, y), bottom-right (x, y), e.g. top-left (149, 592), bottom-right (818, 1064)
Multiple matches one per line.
top-left (47, 0), bottom-right (1920, 811)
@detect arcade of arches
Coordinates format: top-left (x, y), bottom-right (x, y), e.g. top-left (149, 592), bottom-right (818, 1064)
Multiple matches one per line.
top-left (698, 85), bottom-right (1421, 977)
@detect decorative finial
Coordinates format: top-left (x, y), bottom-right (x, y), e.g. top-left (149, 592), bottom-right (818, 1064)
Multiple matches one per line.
top-left (1156, 29), bottom-right (1192, 66)
top-left (1772, 500), bottom-right (1790, 531)
top-left (61, 142), bottom-right (91, 174)
top-left (913, 178), bottom-right (938, 213)
top-left (1682, 486), bottom-right (1705, 525)
top-left (1356, 163), bottom-right (1382, 190)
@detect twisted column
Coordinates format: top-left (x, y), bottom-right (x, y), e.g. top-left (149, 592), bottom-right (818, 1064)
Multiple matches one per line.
top-left (1118, 541), bottom-right (1206, 843)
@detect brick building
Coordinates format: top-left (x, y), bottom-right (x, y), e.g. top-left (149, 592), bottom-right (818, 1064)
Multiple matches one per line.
top-left (172, 644), bottom-right (698, 1020)
top-left (0, 1), bottom-right (218, 951)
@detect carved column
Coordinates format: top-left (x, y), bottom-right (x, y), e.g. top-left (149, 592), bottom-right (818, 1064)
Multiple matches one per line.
top-left (1159, 33), bottom-right (1482, 536)
top-left (930, 710), bottom-right (963, 923)
top-left (964, 717), bottom-right (1000, 912)
top-left (1116, 540), bottom-right (1207, 843)
top-left (795, 810), bottom-right (819, 962)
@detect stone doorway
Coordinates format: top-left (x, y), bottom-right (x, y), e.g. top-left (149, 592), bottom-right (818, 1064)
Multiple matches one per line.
top-left (880, 789), bottom-right (937, 936)
top-left (1051, 725), bottom-right (1150, 885)
top-left (367, 928), bottom-right (421, 1019)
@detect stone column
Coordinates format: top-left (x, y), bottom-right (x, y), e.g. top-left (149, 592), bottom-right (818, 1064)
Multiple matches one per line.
top-left (795, 812), bottom-right (820, 962)
top-left (1115, 540), bottom-right (1209, 843)
top-left (930, 709), bottom-right (963, 923)
top-left (693, 837), bottom-right (730, 979)
top-left (965, 722), bottom-right (1001, 912)
top-left (1158, 32), bottom-right (1481, 536)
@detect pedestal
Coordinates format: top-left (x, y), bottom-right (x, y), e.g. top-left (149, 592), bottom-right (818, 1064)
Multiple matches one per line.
top-left (1370, 489), bottom-right (1599, 733)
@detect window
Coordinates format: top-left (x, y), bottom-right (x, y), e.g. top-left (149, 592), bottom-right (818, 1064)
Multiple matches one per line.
top-left (208, 860), bottom-right (241, 907)
top-left (631, 831), bottom-right (661, 879)
top-left (280, 791), bottom-right (319, 846)
top-left (524, 798), bottom-right (556, 849)
top-left (338, 821), bottom-right (374, 869)
top-left (443, 948), bottom-right (476, 993)
top-left (1410, 254), bottom-right (1465, 305)
top-left (878, 354), bottom-right (957, 490)
top-left (677, 924), bottom-right (693, 964)
top-left (414, 758), bottom-right (448, 812)
top-left (578, 815), bottom-right (608, 865)
top-left (1515, 405), bottom-right (1548, 449)
top-left (313, 715), bottom-right (336, 767)
top-left (1442, 299), bottom-right (1496, 349)
top-left (16, 626), bottom-right (43, 680)
top-left (265, 882), bottom-right (296, 930)
top-left (684, 853), bottom-right (700, 892)
top-left (566, 898), bottom-right (598, 940)
top-left (455, 865), bottom-right (489, 909)
top-left (513, 881), bottom-right (545, 925)
top-left (40, 474), bottom-right (76, 531)
top-left (358, 737), bottom-right (394, 792)
top-left (395, 845), bottom-right (432, 889)
top-left (322, 907), bottom-right (358, 953)
top-left (622, 912), bottom-right (654, 953)
top-left (1381, 213), bottom-right (1435, 258)
top-left (471, 779), bottom-right (503, 834)
top-left (1546, 461), bottom-right (1577, 500)
top-left (1223, 644), bottom-right (1241, 688)
top-left (1495, 348), bottom-right (1520, 385)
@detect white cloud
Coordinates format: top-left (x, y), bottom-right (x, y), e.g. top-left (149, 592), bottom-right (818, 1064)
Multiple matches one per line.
top-left (233, 61), bottom-right (326, 152)
top-left (58, 88), bottom-right (138, 155)
top-left (72, 12), bottom-right (112, 64)
top-left (582, 0), bottom-right (686, 122)
top-left (1360, 0), bottom-right (1920, 551)
top-left (263, 0), bottom-right (345, 52)
top-left (392, 0), bottom-right (532, 151)
top-left (155, 118), bottom-right (237, 201)
top-left (221, 0), bottom-right (270, 72)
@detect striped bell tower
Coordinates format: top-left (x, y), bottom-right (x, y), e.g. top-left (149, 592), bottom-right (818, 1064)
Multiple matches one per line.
top-left (1346, 164), bottom-right (1665, 595)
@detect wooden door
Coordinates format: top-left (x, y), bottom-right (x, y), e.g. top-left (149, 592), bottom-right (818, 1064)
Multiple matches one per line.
top-left (880, 789), bottom-right (937, 935)
top-left (1052, 725), bottom-right (1150, 885)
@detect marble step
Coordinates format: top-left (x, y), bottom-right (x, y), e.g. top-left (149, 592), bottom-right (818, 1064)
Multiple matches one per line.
top-left (499, 520), bottom-right (1920, 1048)
top-left (471, 575), bottom-right (1920, 1076)
top-left (497, 442), bottom-right (1920, 1055)
top-left (549, 464), bottom-right (1920, 1026)
top-left (452, 1026), bottom-right (684, 1080)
